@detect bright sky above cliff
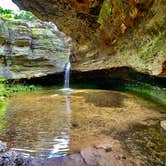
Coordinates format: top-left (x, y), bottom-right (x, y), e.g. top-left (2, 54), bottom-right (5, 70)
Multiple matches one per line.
top-left (0, 0), bottom-right (19, 11)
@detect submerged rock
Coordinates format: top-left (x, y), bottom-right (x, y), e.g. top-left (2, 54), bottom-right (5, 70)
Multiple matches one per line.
top-left (0, 18), bottom-right (70, 79)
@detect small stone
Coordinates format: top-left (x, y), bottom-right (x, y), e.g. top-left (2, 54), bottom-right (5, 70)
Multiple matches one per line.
top-left (160, 120), bottom-right (166, 131)
top-left (0, 141), bottom-right (7, 153)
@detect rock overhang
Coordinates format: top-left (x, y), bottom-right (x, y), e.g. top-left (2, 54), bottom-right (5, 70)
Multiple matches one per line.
top-left (12, 0), bottom-right (166, 78)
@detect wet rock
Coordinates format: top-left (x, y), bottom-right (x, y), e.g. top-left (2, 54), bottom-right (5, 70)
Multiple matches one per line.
top-left (32, 146), bottom-right (133, 166)
top-left (80, 147), bottom-right (132, 166)
top-left (31, 154), bottom-right (85, 166)
top-left (0, 141), bottom-right (7, 153)
top-left (0, 151), bottom-right (32, 166)
top-left (160, 120), bottom-right (166, 131)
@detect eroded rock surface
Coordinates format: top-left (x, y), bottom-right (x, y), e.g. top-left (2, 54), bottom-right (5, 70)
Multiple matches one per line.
top-left (0, 17), bottom-right (70, 79)
top-left (13, 0), bottom-right (166, 77)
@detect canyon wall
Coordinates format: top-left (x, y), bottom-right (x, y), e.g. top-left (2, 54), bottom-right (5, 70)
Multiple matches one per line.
top-left (0, 17), bottom-right (70, 79)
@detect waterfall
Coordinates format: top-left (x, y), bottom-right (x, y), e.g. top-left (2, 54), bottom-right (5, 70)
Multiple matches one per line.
top-left (64, 62), bottom-right (71, 89)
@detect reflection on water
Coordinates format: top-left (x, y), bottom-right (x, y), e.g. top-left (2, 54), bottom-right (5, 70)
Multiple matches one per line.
top-left (1, 91), bottom-right (73, 158)
top-left (0, 89), bottom-right (165, 163)
top-left (48, 132), bottom-right (70, 158)
top-left (48, 94), bottom-right (71, 158)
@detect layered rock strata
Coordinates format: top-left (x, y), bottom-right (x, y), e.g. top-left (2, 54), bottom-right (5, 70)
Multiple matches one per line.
top-left (13, 0), bottom-right (166, 77)
top-left (0, 17), bottom-right (70, 79)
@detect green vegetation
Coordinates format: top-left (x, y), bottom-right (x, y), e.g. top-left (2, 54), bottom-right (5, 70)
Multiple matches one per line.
top-left (103, 79), bottom-right (166, 108)
top-left (0, 7), bottom-right (37, 21)
top-left (0, 7), bottom-right (13, 19)
top-left (0, 77), bottom-right (7, 96)
top-left (0, 77), bottom-right (40, 97)
top-left (128, 85), bottom-right (166, 100)
top-left (122, 82), bottom-right (166, 108)
top-left (0, 77), bottom-right (8, 131)
top-left (0, 98), bottom-right (8, 131)
top-left (0, 77), bottom-right (40, 132)
top-left (116, 0), bottom-right (124, 5)
top-left (14, 11), bottom-right (37, 21)
top-left (6, 84), bottom-right (38, 95)
top-left (98, 0), bottom-right (112, 25)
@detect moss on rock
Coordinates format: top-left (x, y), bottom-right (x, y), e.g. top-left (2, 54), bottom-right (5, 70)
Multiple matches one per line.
top-left (0, 18), bottom-right (70, 79)
top-left (98, 0), bottom-right (112, 25)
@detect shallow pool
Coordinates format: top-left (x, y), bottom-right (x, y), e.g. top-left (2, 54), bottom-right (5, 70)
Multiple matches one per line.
top-left (0, 89), bottom-right (165, 165)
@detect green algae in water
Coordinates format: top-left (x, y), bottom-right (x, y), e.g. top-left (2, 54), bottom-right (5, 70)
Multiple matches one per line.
top-left (105, 79), bottom-right (166, 111)
top-left (123, 83), bottom-right (166, 110)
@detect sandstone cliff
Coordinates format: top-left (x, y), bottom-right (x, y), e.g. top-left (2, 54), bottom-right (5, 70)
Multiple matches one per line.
top-left (13, 0), bottom-right (166, 77)
top-left (0, 17), bottom-right (70, 79)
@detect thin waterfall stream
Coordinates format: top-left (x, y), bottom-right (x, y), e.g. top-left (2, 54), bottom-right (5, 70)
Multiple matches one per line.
top-left (64, 62), bottom-right (71, 90)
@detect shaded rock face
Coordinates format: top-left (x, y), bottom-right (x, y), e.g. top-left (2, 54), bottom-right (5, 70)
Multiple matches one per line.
top-left (0, 18), bottom-right (70, 79)
top-left (13, 0), bottom-right (166, 77)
